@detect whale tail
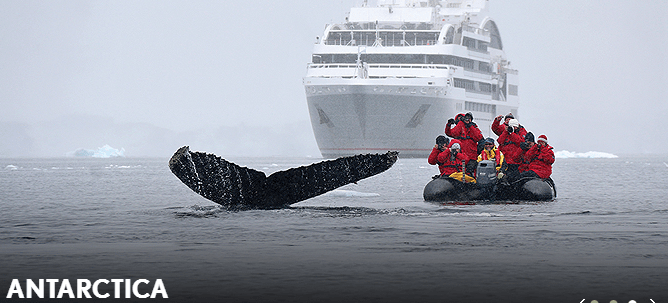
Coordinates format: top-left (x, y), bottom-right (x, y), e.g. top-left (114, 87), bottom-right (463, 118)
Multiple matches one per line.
top-left (169, 146), bottom-right (399, 210)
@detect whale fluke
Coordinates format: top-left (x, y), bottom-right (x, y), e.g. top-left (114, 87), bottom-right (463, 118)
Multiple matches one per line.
top-left (169, 146), bottom-right (399, 210)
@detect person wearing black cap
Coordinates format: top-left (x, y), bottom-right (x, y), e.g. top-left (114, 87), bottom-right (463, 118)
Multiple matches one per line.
top-left (446, 112), bottom-right (483, 177)
top-left (492, 113), bottom-right (527, 137)
top-left (477, 137), bottom-right (505, 176)
top-left (519, 132), bottom-right (535, 174)
top-left (436, 142), bottom-right (475, 182)
top-left (428, 135), bottom-right (450, 175)
top-left (521, 134), bottom-right (555, 179)
top-left (444, 113), bottom-right (464, 138)
top-left (498, 118), bottom-right (525, 182)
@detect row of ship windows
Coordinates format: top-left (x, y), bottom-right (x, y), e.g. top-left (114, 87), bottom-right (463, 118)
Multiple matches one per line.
top-left (306, 80), bottom-right (517, 99)
top-left (324, 30), bottom-right (492, 51)
top-left (306, 86), bottom-right (446, 96)
top-left (325, 20), bottom-right (504, 50)
top-left (312, 54), bottom-right (491, 73)
top-left (454, 78), bottom-right (493, 93)
top-left (453, 78), bottom-right (518, 100)
top-left (325, 31), bottom-right (443, 47)
top-left (465, 101), bottom-right (496, 114)
top-left (462, 37), bottom-right (488, 52)
top-left (306, 82), bottom-right (517, 100)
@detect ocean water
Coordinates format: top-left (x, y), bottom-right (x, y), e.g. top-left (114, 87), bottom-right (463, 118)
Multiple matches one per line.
top-left (1, 155), bottom-right (667, 303)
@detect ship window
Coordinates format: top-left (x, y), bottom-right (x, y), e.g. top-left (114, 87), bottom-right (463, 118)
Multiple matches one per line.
top-left (451, 56), bottom-right (474, 70)
top-left (462, 37), bottom-right (476, 49)
top-left (312, 53), bottom-right (490, 74)
top-left (483, 20), bottom-right (503, 50)
top-left (478, 62), bottom-right (491, 73)
top-left (333, 54), bottom-right (357, 63)
top-left (479, 82), bottom-right (492, 93)
top-left (454, 78), bottom-right (475, 91)
top-left (477, 42), bottom-right (488, 52)
top-left (508, 85), bottom-right (518, 96)
top-left (455, 78), bottom-right (494, 96)
top-left (324, 30), bottom-right (440, 46)
top-left (444, 27), bottom-right (455, 44)
top-left (462, 37), bottom-right (488, 52)
top-left (465, 101), bottom-right (496, 113)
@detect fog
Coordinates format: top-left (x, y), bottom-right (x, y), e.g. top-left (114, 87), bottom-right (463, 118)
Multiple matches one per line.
top-left (1, 0), bottom-right (666, 157)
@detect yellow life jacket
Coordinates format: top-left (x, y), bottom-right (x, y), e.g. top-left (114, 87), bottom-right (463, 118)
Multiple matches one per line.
top-left (477, 147), bottom-right (505, 171)
top-left (448, 172), bottom-right (477, 183)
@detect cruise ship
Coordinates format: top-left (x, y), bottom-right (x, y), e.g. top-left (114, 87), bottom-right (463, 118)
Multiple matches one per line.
top-left (304, 0), bottom-right (519, 158)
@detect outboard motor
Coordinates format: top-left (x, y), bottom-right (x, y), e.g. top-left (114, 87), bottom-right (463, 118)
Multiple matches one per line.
top-left (476, 160), bottom-right (497, 201)
top-left (476, 160), bottom-right (496, 186)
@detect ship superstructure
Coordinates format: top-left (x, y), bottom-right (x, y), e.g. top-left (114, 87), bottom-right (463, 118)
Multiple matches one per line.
top-left (304, 0), bottom-right (518, 158)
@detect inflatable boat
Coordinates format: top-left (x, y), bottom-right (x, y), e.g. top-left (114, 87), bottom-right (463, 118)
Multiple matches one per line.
top-left (423, 160), bottom-right (556, 203)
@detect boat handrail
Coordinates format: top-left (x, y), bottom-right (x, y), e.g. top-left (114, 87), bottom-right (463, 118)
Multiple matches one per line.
top-left (307, 63), bottom-right (457, 70)
top-left (461, 24), bottom-right (490, 37)
top-left (307, 63), bottom-right (499, 76)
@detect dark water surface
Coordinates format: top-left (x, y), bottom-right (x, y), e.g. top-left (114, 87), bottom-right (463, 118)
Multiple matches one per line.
top-left (1, 155), bottom-right (667, 303)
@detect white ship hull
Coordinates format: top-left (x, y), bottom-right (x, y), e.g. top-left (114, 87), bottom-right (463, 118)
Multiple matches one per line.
top-left (307, 84), bottom-right (448, 158)
top-left (306, 79), bottom-right (511, 158)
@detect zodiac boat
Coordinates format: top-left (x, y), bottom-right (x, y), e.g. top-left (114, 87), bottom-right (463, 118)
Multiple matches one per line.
top-left (423, 160), bottom-right (556, 203)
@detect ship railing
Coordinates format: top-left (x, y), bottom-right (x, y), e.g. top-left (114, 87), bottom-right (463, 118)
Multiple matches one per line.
top-left (461, 24), bottom-right (490, 37)
top-left (324, 30), bottom-right (444, 47)
top-left (307, 63), bottom-right (496, 77)
top-left (325, 39), bottom-right (443, 46)
top-left (307, 63), bottom-right (455, 70)
top-left (502, 68), bottom-right (519, 75)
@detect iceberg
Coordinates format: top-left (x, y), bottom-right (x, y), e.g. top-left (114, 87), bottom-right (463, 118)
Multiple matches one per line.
top-left (324, 190), bottom-right (381, 197)
top-left (68, 145), bottom-right (125, 158)
top-left (554, 150), bottom-right (618, 159)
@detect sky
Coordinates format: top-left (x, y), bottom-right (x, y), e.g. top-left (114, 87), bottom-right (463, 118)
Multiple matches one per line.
top-left (1, 0), bottom-right (666, 157)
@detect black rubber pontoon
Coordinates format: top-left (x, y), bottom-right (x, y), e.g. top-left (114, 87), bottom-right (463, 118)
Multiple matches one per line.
top-left (423, 160), bottom-right (556, 203)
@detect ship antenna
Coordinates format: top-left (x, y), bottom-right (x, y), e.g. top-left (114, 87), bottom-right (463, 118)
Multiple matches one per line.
top-left (354, 46), bottom-right (368, 79)
top-left (373, 20), bottom-right (383, 47)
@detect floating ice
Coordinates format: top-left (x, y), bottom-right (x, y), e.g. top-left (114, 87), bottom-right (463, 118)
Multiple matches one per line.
top-left (554, 150), bottom-right (618, 159)
top-left (324, 190), bottom-right (380, 197)
top-left (105, 164), bottom-right (142, 169)
top-left (68, 145), bottom-right (125, 158)
top-left (5, 165), bottom-right (18, 170)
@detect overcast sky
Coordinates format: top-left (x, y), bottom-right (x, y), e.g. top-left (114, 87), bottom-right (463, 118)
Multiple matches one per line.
top-left (1, 0), bottom-right (666, 157)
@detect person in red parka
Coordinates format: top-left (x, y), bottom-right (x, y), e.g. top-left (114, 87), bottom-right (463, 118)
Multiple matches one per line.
top-left (444, 113), bottom-right (464, 138)
top-left (497, 118), bottom-right (525, 181)
top-left (520, 134), bottom-right (555, 179)
top-left (428, 135), bottom-right (450, 175)
top-left (491, 113), bottom-right (527, 137)
top-left (436, 143), bottom-right (468, 177)
top-left (518, 132), bottom-right (535, 173)
top-left (445, 112), bottom-right (483, 176)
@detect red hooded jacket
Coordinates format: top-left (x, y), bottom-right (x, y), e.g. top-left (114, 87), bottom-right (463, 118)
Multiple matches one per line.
top-left (523, 144), bottom-right (555, 178)
top-left (446, 121), bottom-right (483, 161)
top-left (491, 116), bottom-right (506, 137)
top-left (492, 116), bottom-right (528, 137)
top-left (445, 114), bottom-right (464, 138)
top-left (428, 147), bottom-right (446, 175)
top-left (497, 129), bottom-right (525, 165)
top-left (435, 148), bottom-right (468, 176)
top-left (428, 139), bottom-right (465, 175)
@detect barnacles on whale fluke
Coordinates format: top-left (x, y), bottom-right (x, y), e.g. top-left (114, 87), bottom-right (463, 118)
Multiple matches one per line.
top-left (169, 146), bottom-right (398, 210)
